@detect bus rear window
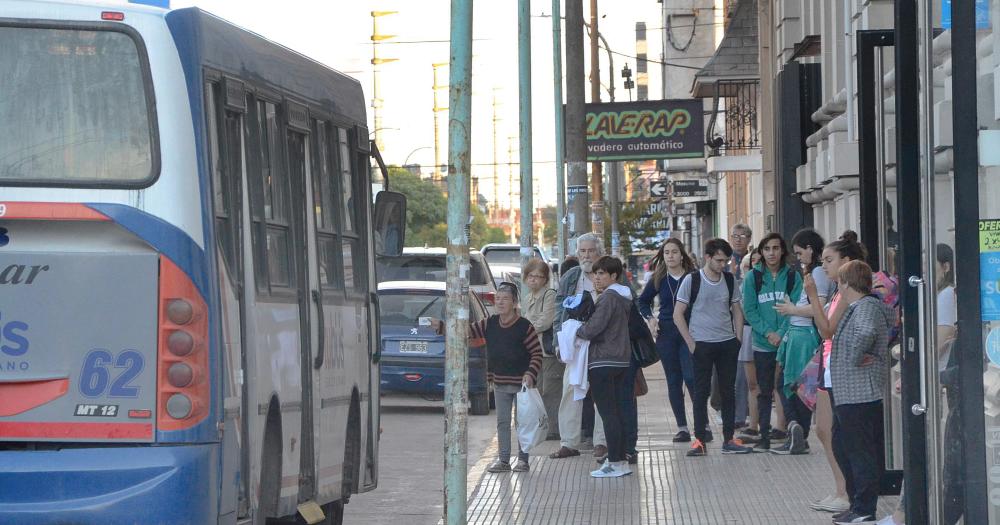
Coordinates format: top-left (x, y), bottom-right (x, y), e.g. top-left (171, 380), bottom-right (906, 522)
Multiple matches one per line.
top-left (0, 26), bottom-right (155, 185)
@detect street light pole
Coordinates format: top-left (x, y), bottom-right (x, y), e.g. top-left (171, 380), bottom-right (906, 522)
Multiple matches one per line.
top-left (566, 0), bottom-right (590, 240)
top-left (588, 0), bottom-right (603, 236)
top-left (403, 146), bottom-right (431, 169)
top-left (518, 0), bottom-right (533, 270)
top-left (551, 0), bottom-right (567, 260)
top-left (371, 11), bottom-right (398, 154)
top-left (444, 1), bottom-right (472, 523)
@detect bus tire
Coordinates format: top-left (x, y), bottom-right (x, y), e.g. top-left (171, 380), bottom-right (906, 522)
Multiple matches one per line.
top-left (470, 392), bottom-right (490, 415)
top-left (342, 391), bottom-right (362, 503)
top-left (258, 397), bottom-right (283, 525)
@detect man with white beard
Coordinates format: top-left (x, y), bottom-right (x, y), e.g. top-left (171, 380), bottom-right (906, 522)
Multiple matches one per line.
top-left (548, 233), bottom-right (609, 461)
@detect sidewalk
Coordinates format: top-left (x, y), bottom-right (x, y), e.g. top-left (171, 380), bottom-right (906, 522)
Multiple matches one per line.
top-left (465, 366), bottom-right (899, 524)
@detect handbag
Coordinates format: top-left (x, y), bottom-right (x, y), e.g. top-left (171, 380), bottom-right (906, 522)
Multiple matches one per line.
top-left (796, 349), bottom-right (823, 411)
top-left (629, 303), bottom-right (660, 368)
top-left (634, 367), bottom-right (649, 396)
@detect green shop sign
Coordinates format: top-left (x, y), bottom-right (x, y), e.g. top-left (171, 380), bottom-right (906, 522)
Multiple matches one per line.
top-left (584, 100), bottom-right (705, 161)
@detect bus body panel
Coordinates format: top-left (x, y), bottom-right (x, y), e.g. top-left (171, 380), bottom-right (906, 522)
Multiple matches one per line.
top-left (0, 225), bottom-right (158, 442)
top-left (0, 443), bottom-right (218, 525)
top-left (1, 2), bottom-right (382, 522)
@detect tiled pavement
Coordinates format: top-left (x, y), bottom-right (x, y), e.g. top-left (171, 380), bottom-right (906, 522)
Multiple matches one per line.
top-left (464, 366), bottom-right (899, 524)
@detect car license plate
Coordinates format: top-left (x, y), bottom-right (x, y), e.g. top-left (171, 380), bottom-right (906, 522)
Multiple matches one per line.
top-left (399, 341), bottom-right (428, 354)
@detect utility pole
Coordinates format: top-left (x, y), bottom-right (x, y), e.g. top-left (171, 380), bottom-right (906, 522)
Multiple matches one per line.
top-left (444, 0), bottom-right (471, 522)
top-left (508, 136), bottom-right (516, 244)
top-left (552, 0), bottom-right (567, 260)
top-left (371, 11), bottom-right (398, 154)
top-left (607, 58), bottom-right (620, 259)
top-left (432, 62), bottom-right (449, 183)
top-left (518, 0), bottom-right (533, 269)
top-left (588, 0), bottom-right (603, 235)
top-left (565, 0), bottom-right (590, 240)
top-left (492, 90), bottom-right (500, 220)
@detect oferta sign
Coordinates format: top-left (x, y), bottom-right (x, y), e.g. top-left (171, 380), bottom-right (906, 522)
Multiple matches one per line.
top-left (584, 100), bottom-right (704, 161)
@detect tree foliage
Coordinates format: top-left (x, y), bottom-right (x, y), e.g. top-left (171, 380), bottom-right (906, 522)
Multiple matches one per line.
top-left (601, 200), bottom-right (668, 258)
top-left (387, 166), bottom-right (508, 248)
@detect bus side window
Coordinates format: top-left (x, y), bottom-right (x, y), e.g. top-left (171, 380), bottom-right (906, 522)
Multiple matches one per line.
top-left (247, 99), bottom-right (294, 294)
top-left (312, 120), bottom-right (343, 291)
top-left (204, 81), bottom-right (244, 285)
top-left (335, 127), bottom-right (362, 293)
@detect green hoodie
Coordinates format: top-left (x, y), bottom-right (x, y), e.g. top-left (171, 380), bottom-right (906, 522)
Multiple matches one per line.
top-left (741, 264), bottom-right (803, 352)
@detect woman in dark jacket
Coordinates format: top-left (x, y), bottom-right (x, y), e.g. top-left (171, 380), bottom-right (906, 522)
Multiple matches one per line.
top-left (638, 238), bottom-right (697, 442)
top-left (576, 256), bottom-right (633, 478)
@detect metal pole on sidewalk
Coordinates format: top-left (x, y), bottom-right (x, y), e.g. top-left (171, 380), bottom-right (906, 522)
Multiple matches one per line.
top-left (444, 1), bottom-right (472, 523)
top-left (518, 0), bottom-right (533, 270)
top-left (609, 161), bottom-right (620, 258)
top-left (565, 0), bottom-right (590, 240)
top-left (588, 0), bottom-right (603, 235)
top-left (552, 0), bottom-right (567, 261)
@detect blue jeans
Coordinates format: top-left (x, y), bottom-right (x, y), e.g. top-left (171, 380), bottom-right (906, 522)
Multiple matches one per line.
top-left (656, 322), bottom-right (694, 428)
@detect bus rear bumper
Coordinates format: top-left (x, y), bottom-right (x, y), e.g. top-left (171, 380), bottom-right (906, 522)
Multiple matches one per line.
top-left (0, 443), bottom-right (219, 525)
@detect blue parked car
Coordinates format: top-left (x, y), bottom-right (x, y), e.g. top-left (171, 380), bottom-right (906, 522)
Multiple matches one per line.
top-left (377, 281), bottom-right (492, 415)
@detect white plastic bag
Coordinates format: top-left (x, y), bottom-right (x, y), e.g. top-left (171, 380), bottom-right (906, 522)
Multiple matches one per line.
top-left (516, 385), bottom-right (548, 453)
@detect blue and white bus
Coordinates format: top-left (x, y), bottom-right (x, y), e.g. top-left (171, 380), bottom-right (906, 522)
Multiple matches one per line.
top-left (0, 2), bottom-right (406, 524)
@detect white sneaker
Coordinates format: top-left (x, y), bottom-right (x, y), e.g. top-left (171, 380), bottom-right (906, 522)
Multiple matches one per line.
top-left (615, 461), bottom-right (633, 476)
top-left (874, 516), bottom-right (897, 525)
top-left (814, 496), bottom-right (850, 513)
top-left (809, 495), bottom-right (836, 511)
top-left (590, 460), bottom-right (628, 478)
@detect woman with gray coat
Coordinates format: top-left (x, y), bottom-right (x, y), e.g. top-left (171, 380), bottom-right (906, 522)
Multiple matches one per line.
top-left (828, 260), bottom-right (894, 525)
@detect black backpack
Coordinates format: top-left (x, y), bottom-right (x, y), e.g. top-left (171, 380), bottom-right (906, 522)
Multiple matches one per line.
top-left (677, 270), bottom-right (735, 324)
top-left (750, 267), bottom-right (796, 301)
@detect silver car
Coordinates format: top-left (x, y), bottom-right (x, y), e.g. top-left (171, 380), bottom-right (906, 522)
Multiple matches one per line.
top-left (376, 248), bottom-right (500, 311)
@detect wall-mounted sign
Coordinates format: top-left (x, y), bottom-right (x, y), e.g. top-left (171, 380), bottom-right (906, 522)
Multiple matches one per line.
top-left (584, 100), bottom-right (705, 161)
top-left (672, 179), bottom-right (709, 198)
top-left (980, 219), bottom-right (1000, 321)
top-left (650, 181), bottom-right (669, 200)
top-left (942, 0), bottom-right (989, 30)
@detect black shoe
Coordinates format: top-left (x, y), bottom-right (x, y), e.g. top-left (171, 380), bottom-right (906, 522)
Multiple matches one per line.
top-left (831, 510), bottom-right (853, 521)
top-left (833, 511), bottom-right (874, 524)
top-left (626, 452), bottom-right (638, 464)
top-left (704, 429), bottom-right (714, 443)
top-left (673, 430), bottom-right (691, 443)
top-left (753, 438), bottom-right (771, 452)
top-left (769, 428), bottom-right (788, 441)
top-left (769, 440), bottom-right (792, 455)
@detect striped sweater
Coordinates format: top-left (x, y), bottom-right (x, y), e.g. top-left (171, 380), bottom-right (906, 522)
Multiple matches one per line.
top-left (470, 315), bottom-right (543, 385)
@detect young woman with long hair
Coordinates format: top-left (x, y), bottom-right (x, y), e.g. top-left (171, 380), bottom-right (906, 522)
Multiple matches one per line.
top-left (802, 231), bottom-right (868, 514)
top-left (637, 238), bottom-right (698, 441)
top-left (772, 229), bottom-right (833, 455)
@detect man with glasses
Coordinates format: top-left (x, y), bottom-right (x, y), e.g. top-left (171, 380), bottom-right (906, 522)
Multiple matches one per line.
top-left (548, 233), bottom-right (608, 460)
top-left (729, 224), bottom-right (755, 432)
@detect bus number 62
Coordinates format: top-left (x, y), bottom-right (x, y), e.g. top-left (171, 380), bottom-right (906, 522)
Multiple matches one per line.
top-left (79, 349), bottom-right (145, 398)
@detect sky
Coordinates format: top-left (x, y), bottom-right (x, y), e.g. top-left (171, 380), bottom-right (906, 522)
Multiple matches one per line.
top-left (166, 0), bottom-right (674, 208)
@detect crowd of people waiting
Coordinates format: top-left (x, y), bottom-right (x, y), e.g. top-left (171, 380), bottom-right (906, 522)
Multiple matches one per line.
top-left (455, 222), bottom-right (961, 525)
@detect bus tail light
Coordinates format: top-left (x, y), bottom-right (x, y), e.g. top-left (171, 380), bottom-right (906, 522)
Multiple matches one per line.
top-left (157, 256), bottom-right (208, 431)
top-left (100, 11), bottom-right (125, 21)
